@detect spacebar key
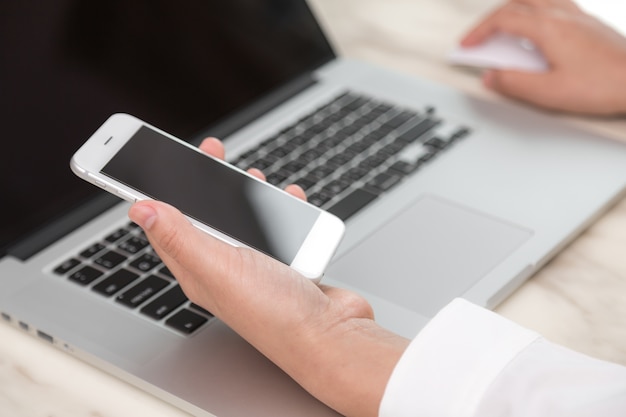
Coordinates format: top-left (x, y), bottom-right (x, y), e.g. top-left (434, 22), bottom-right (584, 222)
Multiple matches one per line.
top-left (327, 188), bottom-right (378, 221)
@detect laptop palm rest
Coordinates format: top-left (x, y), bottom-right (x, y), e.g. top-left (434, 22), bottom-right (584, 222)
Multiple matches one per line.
top-left (328, 195), bottom-right (533, 317)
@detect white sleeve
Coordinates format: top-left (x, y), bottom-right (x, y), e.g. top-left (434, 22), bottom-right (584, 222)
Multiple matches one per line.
top-left (379, 298), bottom-right (626, 417)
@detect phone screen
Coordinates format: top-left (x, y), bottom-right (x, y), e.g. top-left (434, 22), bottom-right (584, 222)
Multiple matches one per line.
top-left (102, 126), bottom-right (321, 264)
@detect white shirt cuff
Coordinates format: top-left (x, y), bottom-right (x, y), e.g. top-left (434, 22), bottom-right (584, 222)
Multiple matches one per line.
top-left (379, 298), bottom-right (540, 417)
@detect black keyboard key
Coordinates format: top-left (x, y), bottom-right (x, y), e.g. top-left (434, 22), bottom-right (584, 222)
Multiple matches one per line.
top-left (308, 165), bottom-right (335, 180)
top-left (267, 146), bottom-right (290, 159)
top-left (159, 266), bottom-right (175, 279)
top-left (54, 258), bottom-right (81, 275)
top-left (359, 153), bottom-right (387, 169)
top-left (92, 269), bottom-right (140, 297)
top-left (165, 309), bottom-right (209, 334)
top-left (345, 141), bottom-right (370, 155)
top-left (266, 171), bottom-right (288, 186)
top-left (118, 236), bottom-right (149, 254)
top-left (307, 121), bottom-right (330, 134)
top-left (129, 252), bottom-right (162, 273)
top-left (343, 166), bottom-right (369, 182)
top-left (94, 251), bottom-right (128, 270)
top-left (278, 140), bottom-right (298, 153)
top-left (370, 123), bottom-right (395, 138)
top-left (378, 141), bottom-right (406, 157)
top-left (342, 96), bottom-right (370, 112)
top-left (308, 191), bottom-right (333, 207)
top-left (300, 148), bottom-right (325, 162)
top-left (424, 137), bottom-right (448, 150)
top-left (363, 130), bottom-right (387, 144)
top-left (366, 103), bottom-right (392, 118)
top-left (323, 179), bottom-right (352, 196)
top-left (420, 152), bottom-right (436, 163)
top-left (452, 127), bottom-right (471, 140)
top-left (289, 134), bottom-right (310, 147)
top-left (321, 134), bottom-right (346, 149)
top-left (251, 157), bottom-right (276, 171)
top-left (141, 285), bottom-right (188, 320)
top-left (327, 188), bottom-right (378, 221)
top-left (384, 111), bottom-right (417, 129)
top-left (337, 123), bottom-right (362, 137)
top-left (366, 172), bottom-right (402, 192)
top-left (189, 303), bottom-right (214, 317)
top-left (327, 153), bottom-right (355, 168)
top-left (68, 266), bottom-right (103, 286)
top-left (116, 275), bottom-right (169, 308)
top-left (104, 228), bottom-right (130, 243)
top-left (397, 118), bottom-right (440, 143)
top-left (79, 243), bottom-right (106, 259)
top-left (280, 160), bottom-right (307, 174)
top-left (388, 160), bottom-right (417, 175)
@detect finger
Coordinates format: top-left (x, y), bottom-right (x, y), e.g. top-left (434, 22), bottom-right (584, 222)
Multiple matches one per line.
top-left (284, 184), bottom-right (307, 201)
top-left (247, 167), bottom-right (266, 181)
top-left (199, 137), bottom-right (226, 160)
top-left (127, 200), bottom-right (240, 308)
top-left (128, 200), bottom-right (313, 323)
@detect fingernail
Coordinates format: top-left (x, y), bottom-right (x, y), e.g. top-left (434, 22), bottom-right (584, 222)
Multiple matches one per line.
top-left (129, 203), bottom-right (158, 230)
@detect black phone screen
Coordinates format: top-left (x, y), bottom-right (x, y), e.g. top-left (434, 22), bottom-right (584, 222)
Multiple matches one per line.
top-left (102, 126), bottom-right (321, 264)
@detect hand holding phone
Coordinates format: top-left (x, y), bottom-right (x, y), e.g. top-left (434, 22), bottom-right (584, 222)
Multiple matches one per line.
top-left (70, 114), bottom-right (345, 281)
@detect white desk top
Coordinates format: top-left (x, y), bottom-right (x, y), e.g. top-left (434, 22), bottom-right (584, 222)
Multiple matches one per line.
top-left (2, 1), bottom-right (626, 415)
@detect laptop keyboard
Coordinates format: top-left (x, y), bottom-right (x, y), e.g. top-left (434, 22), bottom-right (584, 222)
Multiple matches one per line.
top-left (53, 222), bottom-right (212, 335)
top-left (233, 91), bottom-right (471, 220)
top-left (52, 90), bottom-right (471, 335)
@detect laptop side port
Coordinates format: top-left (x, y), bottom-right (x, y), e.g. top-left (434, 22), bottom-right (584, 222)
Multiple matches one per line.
top-left (0, 312), bottom-right (10, 322)
top-left (36, 330), bottom-right (54, 344)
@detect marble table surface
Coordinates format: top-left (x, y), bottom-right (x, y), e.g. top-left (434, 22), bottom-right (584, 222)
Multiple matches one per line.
top-left (2, 1), bottom-right (626, 416)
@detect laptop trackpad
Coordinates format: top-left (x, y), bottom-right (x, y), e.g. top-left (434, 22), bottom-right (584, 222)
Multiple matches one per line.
top-left (328, 195), bottom-right (532, 317)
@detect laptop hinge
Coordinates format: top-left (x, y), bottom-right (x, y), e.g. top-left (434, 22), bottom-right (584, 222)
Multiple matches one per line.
top-left (8, 194), bottom-right (120, 261)
top-left (193, 73), bottom-right (318, 143)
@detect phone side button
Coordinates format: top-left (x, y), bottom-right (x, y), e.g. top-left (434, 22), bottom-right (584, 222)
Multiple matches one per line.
top-left (117, 189), bottom-right (137, 202)
top-left (87, 173), bottom-right (108, 189)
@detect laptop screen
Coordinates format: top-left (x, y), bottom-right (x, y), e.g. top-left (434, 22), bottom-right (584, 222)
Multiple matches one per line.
top-left (0, 0), bottom-right (334, 257)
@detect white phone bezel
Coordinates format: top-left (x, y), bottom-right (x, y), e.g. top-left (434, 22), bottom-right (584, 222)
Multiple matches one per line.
top-left (70, 113), bottom-right (345, 281)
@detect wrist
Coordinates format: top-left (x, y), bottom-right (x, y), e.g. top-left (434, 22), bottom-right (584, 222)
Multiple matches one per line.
top-left (300, 317), bottom-right (410, 417)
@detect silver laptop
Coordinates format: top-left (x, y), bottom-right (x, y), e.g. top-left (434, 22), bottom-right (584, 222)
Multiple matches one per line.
top-left (2, 1), bottom-right (626, 416)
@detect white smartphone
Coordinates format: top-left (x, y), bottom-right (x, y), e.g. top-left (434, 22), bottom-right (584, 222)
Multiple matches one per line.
top-left (70, 113), bottom-right (345, 281)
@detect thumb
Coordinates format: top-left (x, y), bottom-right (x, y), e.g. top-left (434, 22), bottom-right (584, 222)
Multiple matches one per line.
top-left (128, 201), bottom-right (314, 326)
top-left (127, 200), bottom-right (243, 308)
